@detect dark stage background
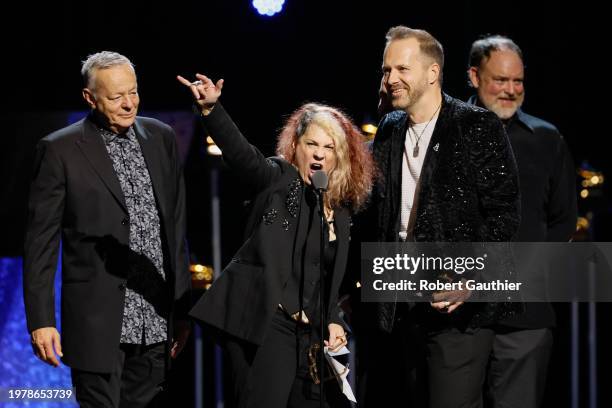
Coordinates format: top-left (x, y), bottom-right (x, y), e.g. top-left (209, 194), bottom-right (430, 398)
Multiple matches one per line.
top-left (0, 1), bottom-right (608, 407)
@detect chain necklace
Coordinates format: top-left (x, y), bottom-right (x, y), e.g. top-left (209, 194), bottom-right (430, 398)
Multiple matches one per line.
top-left (409, 101), bottom-right (442, 157)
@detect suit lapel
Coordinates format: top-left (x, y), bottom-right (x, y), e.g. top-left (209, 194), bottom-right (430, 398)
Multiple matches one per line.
top-left (292, 181), bottom-right (309, 261)
top-left (332, 207), bottom-right (349, 277)
top-left (76, 116), bottom-right (128, 213)
top-left (134, 120), bottom-right (168, 220)
top-left (418, 93), bottom-right (452, 197)
top-left (388, 114), bottom-right (408, 238)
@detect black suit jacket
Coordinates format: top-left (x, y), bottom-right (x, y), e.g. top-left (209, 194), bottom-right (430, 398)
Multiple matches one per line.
top-left (23, 114), bottom-right (190, 372)
top-left (357, 93), bottom-right (521, 332)
top-left (189, 104), bottom-right (349, 346)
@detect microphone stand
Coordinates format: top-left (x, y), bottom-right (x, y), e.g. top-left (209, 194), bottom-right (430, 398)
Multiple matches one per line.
top-left (315, 187), bottom-right (326, 408)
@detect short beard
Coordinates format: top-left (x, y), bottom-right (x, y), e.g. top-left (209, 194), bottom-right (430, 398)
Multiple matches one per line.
top-left (391, 81), bottom-right (427, 112)
top-left (489, 100), bottom-right (522, 120)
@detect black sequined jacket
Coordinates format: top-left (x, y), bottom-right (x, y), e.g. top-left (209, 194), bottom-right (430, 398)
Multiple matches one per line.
top-left (361, 93), bottom-right (521, 332)
top-left (189, 104), bottom-right (350, 345)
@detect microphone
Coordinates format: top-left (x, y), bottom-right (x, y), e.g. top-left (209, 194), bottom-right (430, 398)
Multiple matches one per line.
top-left (311, 170), bottom-right (328, 192)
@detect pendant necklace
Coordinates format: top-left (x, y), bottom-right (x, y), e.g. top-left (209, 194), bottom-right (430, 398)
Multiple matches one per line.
top-left (410, 102), bottom-right (441, 157)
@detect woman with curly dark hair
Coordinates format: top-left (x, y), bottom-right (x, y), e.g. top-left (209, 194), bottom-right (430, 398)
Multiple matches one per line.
top-left (178, 73), bottom-right (374, 407)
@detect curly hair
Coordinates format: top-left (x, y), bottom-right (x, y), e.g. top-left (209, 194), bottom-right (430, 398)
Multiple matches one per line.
top-left (276, 103), bottom-right (375, 213)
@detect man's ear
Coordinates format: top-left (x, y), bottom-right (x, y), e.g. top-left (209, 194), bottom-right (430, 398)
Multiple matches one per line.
top-left (428, 63), bottom-right (440, 85)
top-left (468, 67), bottom-right (480, 88)
top-left (82, 88), bottom-right (96, 109)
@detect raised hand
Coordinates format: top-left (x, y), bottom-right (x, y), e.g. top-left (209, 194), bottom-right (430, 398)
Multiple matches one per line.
top-left (176, 73), bottom-right (224, 115)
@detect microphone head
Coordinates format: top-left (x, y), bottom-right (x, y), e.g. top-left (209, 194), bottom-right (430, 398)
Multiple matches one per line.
top-left (311, 170), bottom-right (328, 191)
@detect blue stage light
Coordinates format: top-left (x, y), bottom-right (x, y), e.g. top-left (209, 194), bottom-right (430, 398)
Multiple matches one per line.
top-left (252, 0), bottom-right (285, 17)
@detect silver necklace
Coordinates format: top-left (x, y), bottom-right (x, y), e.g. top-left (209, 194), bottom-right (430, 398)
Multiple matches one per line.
top-left (409, 102), bottom-right (441, 157)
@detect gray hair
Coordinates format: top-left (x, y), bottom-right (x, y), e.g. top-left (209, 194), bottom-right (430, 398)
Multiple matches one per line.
top-left (81, 51), bottom-right (135, 89)
top-left (468, 35), bottom-right (523, 69)
top-left (468, 35), bottom-right (523, 88)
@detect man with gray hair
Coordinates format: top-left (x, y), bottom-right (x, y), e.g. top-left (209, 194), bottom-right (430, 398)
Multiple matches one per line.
top-left (468, 35), bottom-right (577, 408)
top-left (24, 51), bottom-right (191, 407)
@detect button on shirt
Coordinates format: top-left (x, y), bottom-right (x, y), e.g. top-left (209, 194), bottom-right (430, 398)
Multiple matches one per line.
top-left (99, 126), bottom-right (168, 345)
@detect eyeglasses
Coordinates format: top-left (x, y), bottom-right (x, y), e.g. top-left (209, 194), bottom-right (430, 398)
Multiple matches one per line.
top-left (307, 343), bottom-right (348, 385)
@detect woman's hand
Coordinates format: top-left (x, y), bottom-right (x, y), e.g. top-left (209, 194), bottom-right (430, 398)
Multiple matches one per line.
top-left (176, 73), bottom-right (224, 115)
top-left (325, 323), bottom-right (347, 353)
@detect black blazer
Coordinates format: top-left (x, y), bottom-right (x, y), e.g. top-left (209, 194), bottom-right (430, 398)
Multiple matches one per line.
top-left (358, 93), bottom-right (521, 331)
top-left (189, 104), bottom-right (349, 346)
top-left (23, 114), bottom-right (190, 373)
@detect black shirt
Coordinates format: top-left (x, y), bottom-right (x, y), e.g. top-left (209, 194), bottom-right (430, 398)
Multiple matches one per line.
top-left (280, 186), bottom-right (338, 327)
top-left (469, 96), bottom-right (577, 328)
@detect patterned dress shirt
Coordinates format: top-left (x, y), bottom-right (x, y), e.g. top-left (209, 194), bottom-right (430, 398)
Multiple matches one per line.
top-left (100, 126), bottom-right (168, 345)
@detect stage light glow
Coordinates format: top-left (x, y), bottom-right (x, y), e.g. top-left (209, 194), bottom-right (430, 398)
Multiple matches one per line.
top-left (361, 123), bottom-right (377, 134)
top-left (361, 123), bottom-right (377, 141)
top-left (252, 0), bottom-right (285, 16)
top-left (577, 217), bottom-right (590, 230)
top-left (207, 145), bottom-right (222, 156)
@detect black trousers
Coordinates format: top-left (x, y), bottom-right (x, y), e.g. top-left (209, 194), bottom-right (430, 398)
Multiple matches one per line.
top-left (426, 327), bottom-right (495, 408)
top-left (223, 309), bottom-right (348, 408)
top-left (358, 318), bottom-right (495, 408)
top-left (357, 322), bottom-right (428, 407)
top-left (485, 328), bottom-right (553, 408)
top-left (71, 342), bottom-right (166, 408)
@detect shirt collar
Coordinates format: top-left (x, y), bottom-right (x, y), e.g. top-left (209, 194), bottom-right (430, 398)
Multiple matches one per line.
top-left (88, 110), bottom-right (136, 144)
top-left (98, 125), bottom-right (136, 145)
top-left (512, 109), bottom-right (535, 133)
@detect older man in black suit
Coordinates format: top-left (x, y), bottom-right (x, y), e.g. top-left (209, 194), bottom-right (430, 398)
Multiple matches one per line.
top-left (23, 51), bottom-right (191, 407)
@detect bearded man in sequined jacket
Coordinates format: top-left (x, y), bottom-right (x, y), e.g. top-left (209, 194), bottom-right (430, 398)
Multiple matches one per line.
top-left (353, 26), bottom-right (520, 408)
